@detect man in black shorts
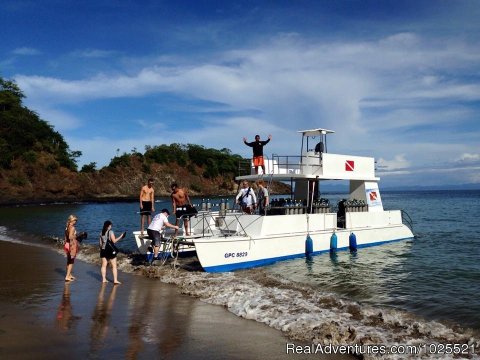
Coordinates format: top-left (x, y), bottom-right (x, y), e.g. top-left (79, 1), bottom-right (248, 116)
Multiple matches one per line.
top-left (171, 183), bottom-right (196, 236)
top-left (146, 209), bottom-right (178, 260)
top-left (139, 178), bottom-right (155, 235)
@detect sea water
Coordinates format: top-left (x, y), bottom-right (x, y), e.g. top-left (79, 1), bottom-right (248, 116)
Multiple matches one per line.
top-left (0, 190), bottom-right (479, 358)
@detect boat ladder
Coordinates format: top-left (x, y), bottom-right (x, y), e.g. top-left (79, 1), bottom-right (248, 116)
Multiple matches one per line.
top-left (401, 210), bottom-right (414, 232)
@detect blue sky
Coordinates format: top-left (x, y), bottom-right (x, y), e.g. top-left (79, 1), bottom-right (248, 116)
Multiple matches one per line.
top-left (1, 0), bottom-right (479, 187)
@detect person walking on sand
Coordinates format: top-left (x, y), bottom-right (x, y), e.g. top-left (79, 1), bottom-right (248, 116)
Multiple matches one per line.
top-left (147, 209), bottom-right (179, 261)
top-left (243, 134), bottom-right (272, 174)
top-left (99, 220), bottom-right (125, 284)
top-left (171, 183), bottom-right (194, 236)
top-left (64, 214), bottom-right (79, 282)
top-left (139, 178), bottom-right (155, 235)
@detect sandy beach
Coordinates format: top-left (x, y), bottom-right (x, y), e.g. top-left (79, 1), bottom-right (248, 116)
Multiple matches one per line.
top-left (0, 240), bottom-right (352, 360)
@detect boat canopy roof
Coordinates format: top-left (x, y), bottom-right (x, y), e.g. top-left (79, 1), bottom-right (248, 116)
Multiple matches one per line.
top-left (298, 128), bottom-right (335, 137)
top-left (236, 127), bottom-right (379, 182)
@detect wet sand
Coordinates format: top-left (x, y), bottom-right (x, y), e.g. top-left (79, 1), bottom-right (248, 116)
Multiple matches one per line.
top-left (0, 241), bottom-right (352, 360)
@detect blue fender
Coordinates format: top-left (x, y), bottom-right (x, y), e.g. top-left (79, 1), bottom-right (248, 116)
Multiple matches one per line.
top-left (349, 232), bottom-right (357, 252)
top-left (330, 232), bottom-right (337, 251)
top-left (305, 235), bottom-right (313, 256)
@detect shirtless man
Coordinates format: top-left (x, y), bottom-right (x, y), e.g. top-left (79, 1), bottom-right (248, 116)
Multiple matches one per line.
top-left (170, 182), bottom-right (192, 236)
top-left (139, 178), bottom-right (155, 235)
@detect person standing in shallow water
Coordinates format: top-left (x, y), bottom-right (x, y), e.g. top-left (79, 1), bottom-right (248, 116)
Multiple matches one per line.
top-left (147, 209), bottom-right (179, 260)
top-left (243, 134), bottom-right (272, 174)
top-left (64, 214), bottom-right (79, 282)
top-left (99, 220), bottom-right (125, 284)
top-left (139, 178), bottom-right (155, 235)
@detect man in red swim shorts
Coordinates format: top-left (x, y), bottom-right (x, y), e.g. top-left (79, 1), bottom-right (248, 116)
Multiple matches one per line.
top-left (243, 134), bottom-right (272, 174)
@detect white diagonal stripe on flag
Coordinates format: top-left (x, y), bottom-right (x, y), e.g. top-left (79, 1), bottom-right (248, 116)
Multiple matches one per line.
top-left (345, 160), bottom-right (354, 171)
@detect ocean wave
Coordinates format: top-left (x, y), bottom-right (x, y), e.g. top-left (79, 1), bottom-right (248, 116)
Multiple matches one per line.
top-left (145, 267), bottom-right (479, 359)
top-left (1, 229), bottom-right (479, 359)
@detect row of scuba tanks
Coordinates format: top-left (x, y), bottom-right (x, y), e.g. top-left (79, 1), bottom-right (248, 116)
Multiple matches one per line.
top-left (195, 197), bottom-right (368, 214)
top-left (198, 198), bottom-right (231, 212)
top-left (196, 197), bottom-right (334, 214)
top-left (270, 198), bottom-right (331, 214)
top-left (340, 199), bottom-right (369, 212)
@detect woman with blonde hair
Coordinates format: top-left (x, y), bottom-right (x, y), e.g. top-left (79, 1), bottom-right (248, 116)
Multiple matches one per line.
top-left (64, 214), bottom-right (79, 281)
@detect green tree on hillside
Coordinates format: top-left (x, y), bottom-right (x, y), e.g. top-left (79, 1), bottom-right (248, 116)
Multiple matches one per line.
top-left (142, 143), bottom-right (244, 177)
top-left (0, 77), bottom-right (80, 170)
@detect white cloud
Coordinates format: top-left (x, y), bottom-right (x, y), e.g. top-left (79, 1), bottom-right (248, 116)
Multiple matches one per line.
top-left (12, 32), bottom-right (480, 185)
top-left (30, 106), bottom-right (82, 131)
top-left (379, 32), bottom-right (419, 47)
top-left (70, 49), bottom-right (119, 58)
top-left (377, 155), bottom-right (411, 171)
top-left (455, 153), bottom-right (480, 162)
top-left (12, 47), bottom-right (41, 56)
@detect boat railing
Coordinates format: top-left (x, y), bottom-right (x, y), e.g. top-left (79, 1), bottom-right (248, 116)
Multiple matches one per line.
top-left (401, 210), bottom-right (414, 232)
top-left (237, 154), bottom-right (325, 176)
top-left (270, 155), bottom-right (302, 174)
top-left (190, 210), bottom-right (249, 237)
top-left (270, 154), bottom-right (323, 175)
top-left (237, 159), bottom-right (252, 176)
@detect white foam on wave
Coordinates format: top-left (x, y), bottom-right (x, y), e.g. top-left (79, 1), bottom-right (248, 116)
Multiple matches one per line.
top-left (0, 225), bottom-right (23, 243)
top-left (147, 267), bottom-right (479, 359)
top-left (0, 225), bottom-right (48, 248)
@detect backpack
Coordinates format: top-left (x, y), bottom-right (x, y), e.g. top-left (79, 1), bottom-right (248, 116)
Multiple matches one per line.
top-left (99, 230), bottom-right (110, 250)
top-left (239, 187), bottom-right (251, 206)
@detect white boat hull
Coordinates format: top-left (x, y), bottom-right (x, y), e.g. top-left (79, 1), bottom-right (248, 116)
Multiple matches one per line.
top-left (190, 212), bottom-right (414, 272)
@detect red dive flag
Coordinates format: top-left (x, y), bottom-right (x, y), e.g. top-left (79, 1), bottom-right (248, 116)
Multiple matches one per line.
top-left (369, 191), bottom-right (377, 201)
top-left (345, 160), bottom-right (355, 171)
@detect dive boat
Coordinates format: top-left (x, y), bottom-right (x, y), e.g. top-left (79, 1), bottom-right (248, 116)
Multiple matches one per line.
top-left (135, 128), bottom-right (414, 272)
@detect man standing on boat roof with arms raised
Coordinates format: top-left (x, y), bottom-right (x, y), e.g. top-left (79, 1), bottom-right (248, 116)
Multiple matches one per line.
top-left (139, 178), bottom-right (155, 235)
top-left (243, 134), bottom-right (272, 174)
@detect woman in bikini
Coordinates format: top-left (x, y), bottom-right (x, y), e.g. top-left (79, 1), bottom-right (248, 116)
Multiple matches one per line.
top-left (64, 215), bottom-right (79, 281)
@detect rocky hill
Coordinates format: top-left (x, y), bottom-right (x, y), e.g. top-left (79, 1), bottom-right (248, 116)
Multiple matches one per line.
top-left (0, 76), bottom-right (289, 205)
top-left (0, 152), bottom-right (289, 204)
